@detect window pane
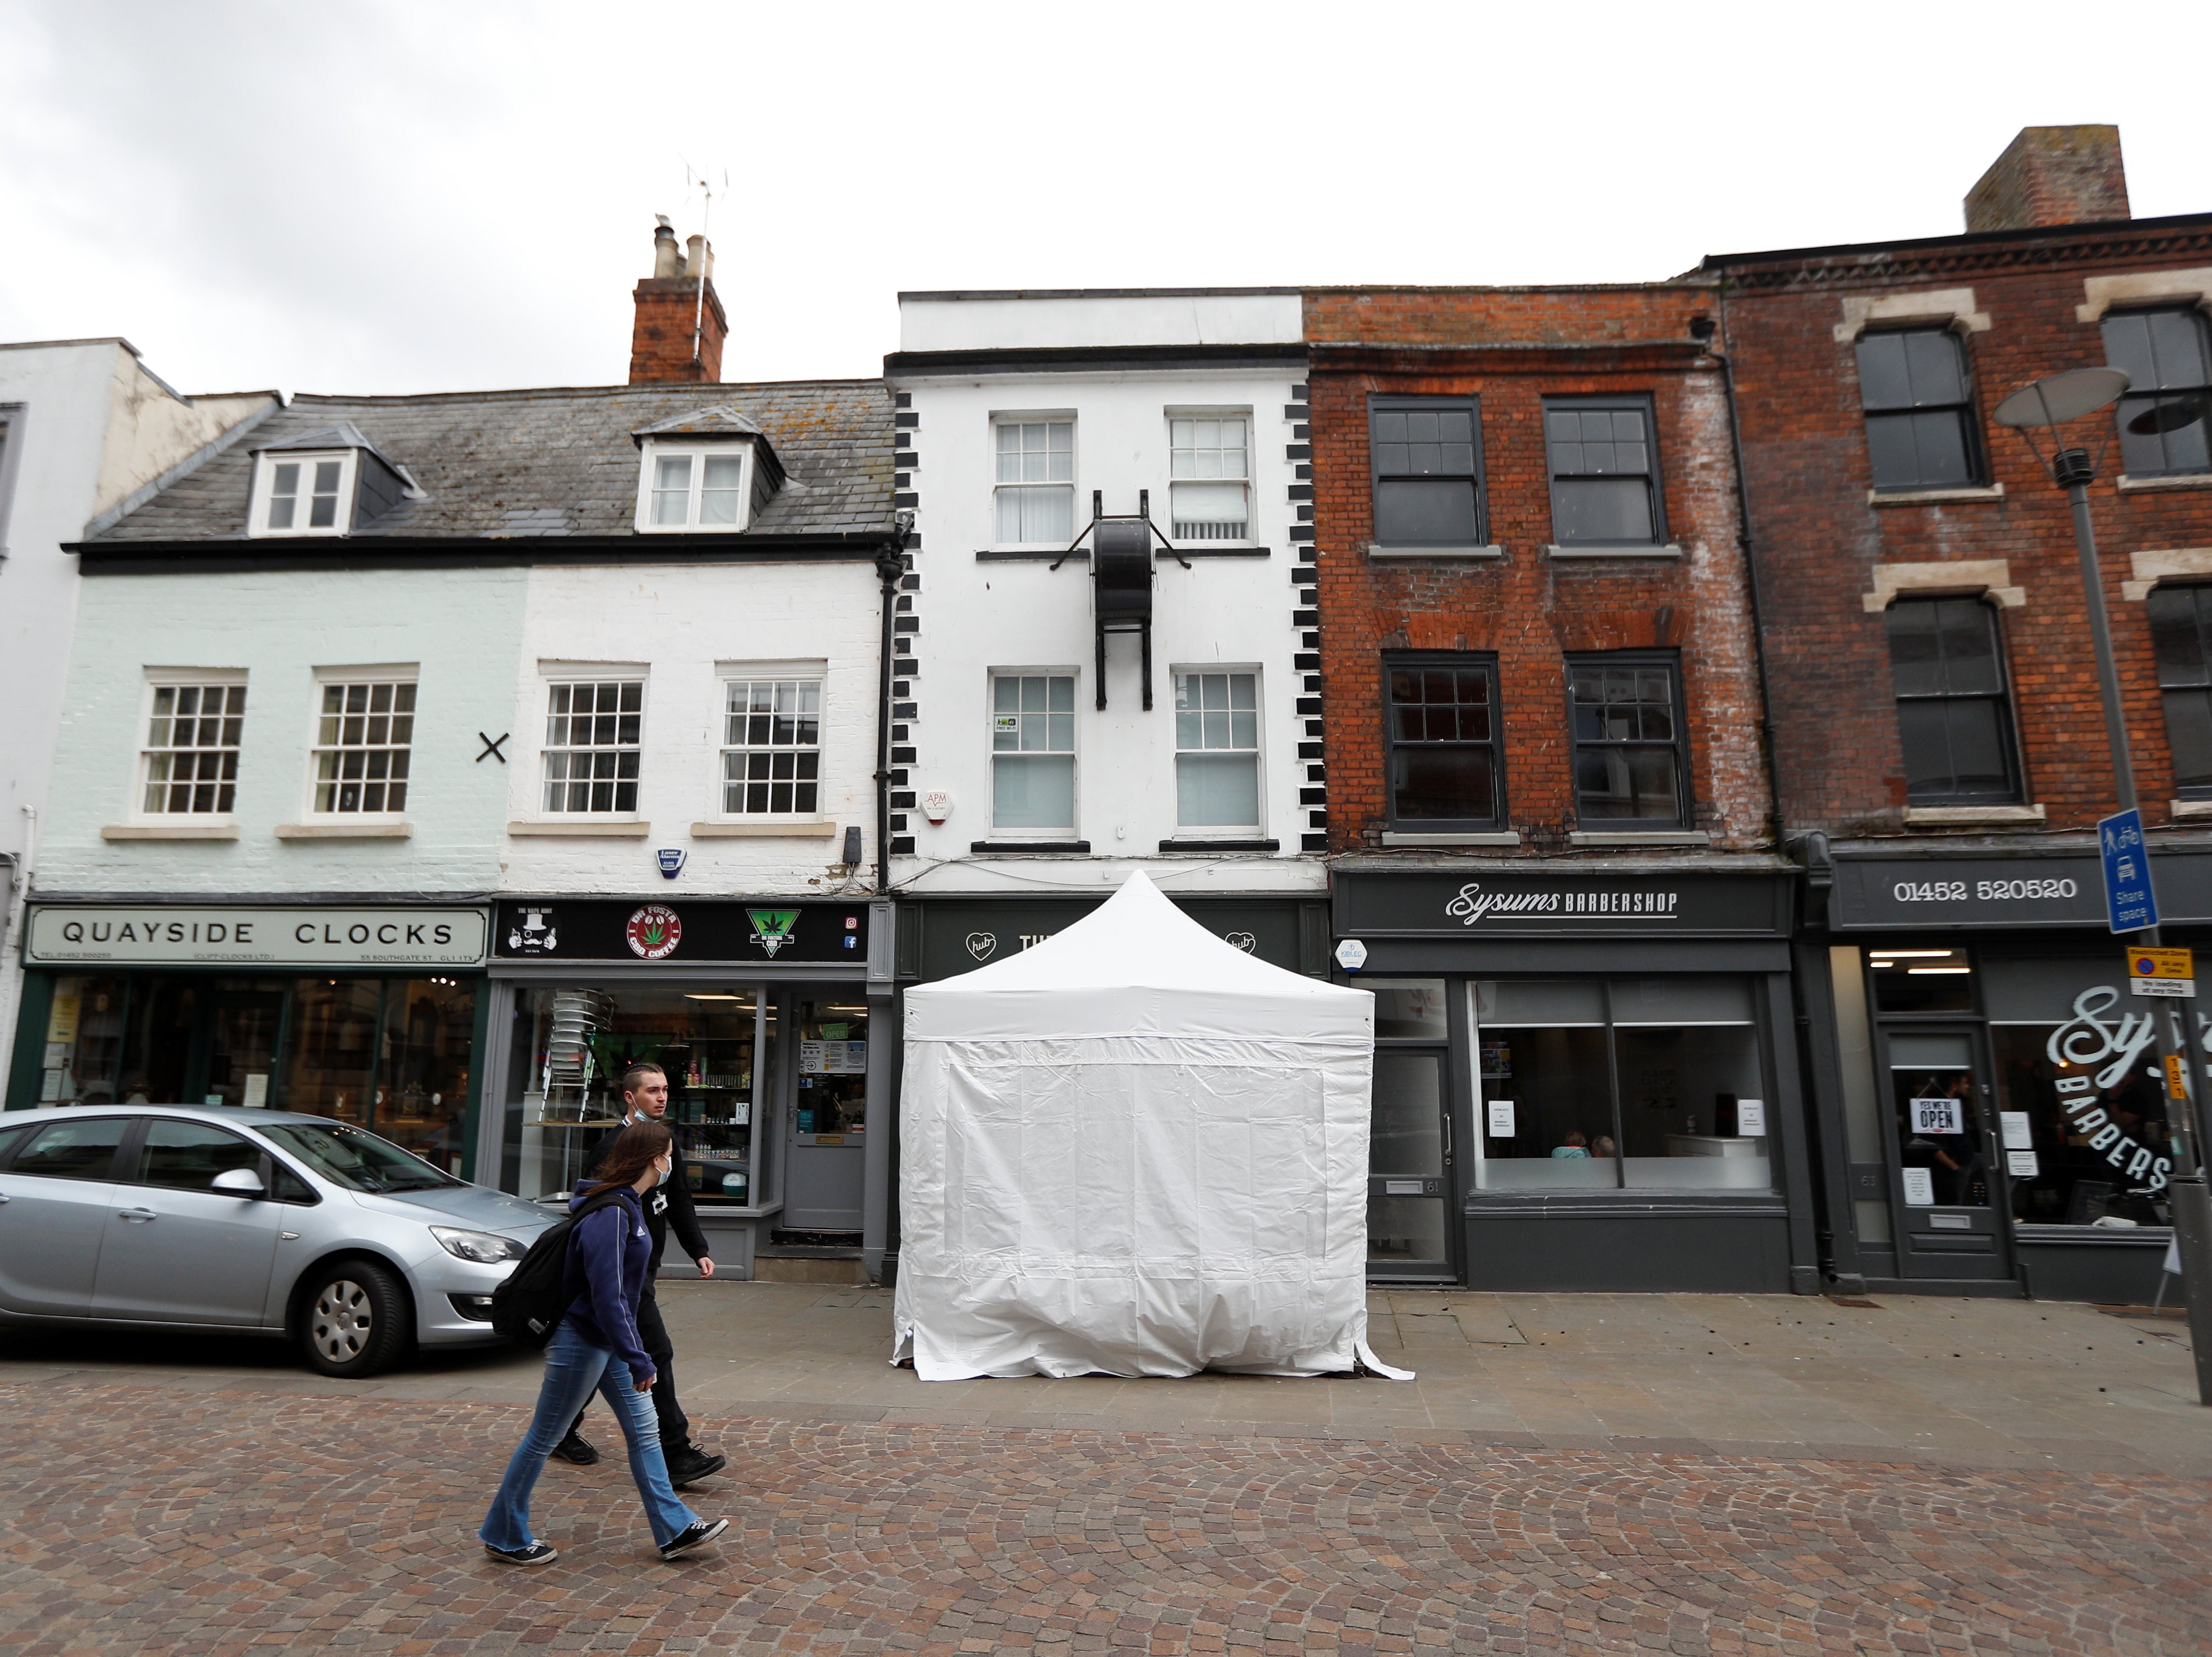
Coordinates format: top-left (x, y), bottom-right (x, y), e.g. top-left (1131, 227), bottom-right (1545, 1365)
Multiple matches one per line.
top-left (700, 454), bottom-right (744, 524)
top-left (1369, 1053), bottom-right (1450, 1262)
top-left (1472, 1024), bottom-right (1616, 1191)
top-left (1575, 745), bottom-right (1681, 819)
top-left (1175, 752), bottom-right (1259, 826)
top-left (136, 1120), bottom-right (260, 1192)
top-left (1376, 479), bottom-right (1476, 544)
top-left (14, 1116), bottom-right (127, 1180)
top-left (1553, 476), bottom-right (1653, 545)
top-left (1905, 410), bottom-right (1976, 489)
top-left (998, 483), bottom-right (1074, 543)
top-left (1616, 1023), bottom-right (1770, 1190)
top-left (2166, 689), bottom-right (2212, 794)
top-left (1392, 747), bottom-right (1494, 822)
top-left (993, 753), bottom-right (1075, 829)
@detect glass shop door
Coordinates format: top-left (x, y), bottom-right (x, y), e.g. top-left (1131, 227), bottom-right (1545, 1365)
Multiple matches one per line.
top-left (1880, 1026), bottom-right (2015, 1282)
top-left (1364, 980), bottom-right (1456, 1280)
top-left (185, 991), bottom-right (284, 1109)
top-left (783, 996), bottom-right (869, 1234)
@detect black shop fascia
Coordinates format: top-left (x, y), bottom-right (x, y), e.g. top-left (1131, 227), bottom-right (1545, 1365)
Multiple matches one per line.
top-left (1799, 835), bottom-right (2212, 1306)
top-left (1330, 860), bottom-right (1813, 1297)
top-left (480, 897), bottom-right (893, 1277)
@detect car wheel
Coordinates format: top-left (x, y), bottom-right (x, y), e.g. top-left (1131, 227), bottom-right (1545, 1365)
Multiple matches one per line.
top-left (299, 1260), bottom-right (412, 1378)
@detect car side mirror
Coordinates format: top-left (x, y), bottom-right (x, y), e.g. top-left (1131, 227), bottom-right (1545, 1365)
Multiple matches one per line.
top-left (212, 1167), bottom-right (267, 1197)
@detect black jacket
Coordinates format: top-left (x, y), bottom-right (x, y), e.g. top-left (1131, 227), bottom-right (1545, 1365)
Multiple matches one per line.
top-left (580, 1116), bottom-right (712, 1276)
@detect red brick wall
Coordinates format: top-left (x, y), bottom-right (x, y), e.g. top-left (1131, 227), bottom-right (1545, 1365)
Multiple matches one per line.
top-left (630, 277), bottom-right (728, 384)
top-left (1715, 225), bottom-right (2212, 836)
top-left (1304, 285), bottom-right (1770, 854)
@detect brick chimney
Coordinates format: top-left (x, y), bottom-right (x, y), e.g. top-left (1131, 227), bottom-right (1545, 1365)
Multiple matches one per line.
top-left (629, 218), bottom-right (727, 383)
top-left (1964, 126), bottom-right (2130, 234)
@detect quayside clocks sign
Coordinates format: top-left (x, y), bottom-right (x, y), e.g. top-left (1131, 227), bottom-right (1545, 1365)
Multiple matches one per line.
top-left (27, 905), bottom-right (488, 967)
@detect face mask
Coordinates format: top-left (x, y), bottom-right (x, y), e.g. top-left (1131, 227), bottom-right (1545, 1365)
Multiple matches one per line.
top-left (653, 1155), bottom-right (674, 1187)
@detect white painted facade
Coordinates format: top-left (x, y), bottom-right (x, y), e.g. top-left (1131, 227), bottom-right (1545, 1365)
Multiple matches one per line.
top-left (887, 291), bottom-right (1323, 900)
top-left (499, 560), bottom-right (887, 898)
top-left (0, 339), bottom-right (273, 1065)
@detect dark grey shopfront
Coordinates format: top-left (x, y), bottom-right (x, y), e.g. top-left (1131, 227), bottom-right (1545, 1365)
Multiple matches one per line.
top-left (1333, 864), bottom-right (1817, 1294)
top-left (1803, 842), bottom-right (2212, 1304)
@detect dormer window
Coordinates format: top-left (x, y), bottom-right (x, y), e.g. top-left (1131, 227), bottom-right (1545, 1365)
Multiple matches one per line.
top-left (246, 422), bottom-right (416, 539)
top-left (631, 405), bottom-right (785, 535)
top-left (254, 451), bottom-right (356, 536)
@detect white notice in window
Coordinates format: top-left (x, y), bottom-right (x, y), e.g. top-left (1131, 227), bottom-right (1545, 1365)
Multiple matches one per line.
top-left (1486, 1099), bottom-right (1516, 1138)
top-left (2007, 1150), bottom-right (2041, 1178)
top-left (1910, 1096), bottom-right (1964, 1135)
top-left (242, 1073), bottom-right (268, 1108)
top-left (1999, 1110), bottom-right (2033, 1150)
top-left (1735, 1098), bottom-right (1766, 1136)
top-left (1901, 1167), bottom-right (1935, 1206)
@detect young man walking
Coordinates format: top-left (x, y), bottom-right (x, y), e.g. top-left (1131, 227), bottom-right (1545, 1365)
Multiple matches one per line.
top-left (551, 1062), bottom-right (727, 1488)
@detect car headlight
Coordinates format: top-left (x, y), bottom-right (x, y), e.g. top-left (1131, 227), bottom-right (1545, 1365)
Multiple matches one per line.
top-left (430, 1225), bottom-right (529, 1265)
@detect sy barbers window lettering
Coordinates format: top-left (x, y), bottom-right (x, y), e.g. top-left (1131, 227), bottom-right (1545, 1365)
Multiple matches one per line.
top-left (2047, 987), bottom-right (2172, 1191)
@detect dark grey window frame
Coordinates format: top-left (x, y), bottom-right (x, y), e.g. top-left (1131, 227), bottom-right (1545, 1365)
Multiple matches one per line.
top-left (2146, 581), bottom-right (2212, 799)
top-left (2103, 306), bottom-right (2212, 479)
top-left (1382, 651), bottom-right (1506, 831)
top-left (1563, 650), bottom-right (1691, 828)
top-left (1855, 326), bottom-right (1988, 493)
top-left (1368, 394), bottom-right (1486, 548)
top-left (1541, 394), bottom-right (1667, 548)
top-left (1884, 594), bottom-right (2024, 805)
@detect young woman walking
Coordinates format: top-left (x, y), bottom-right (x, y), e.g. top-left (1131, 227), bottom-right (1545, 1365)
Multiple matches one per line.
top-left (479, 1120), bottom-right (729, 1564)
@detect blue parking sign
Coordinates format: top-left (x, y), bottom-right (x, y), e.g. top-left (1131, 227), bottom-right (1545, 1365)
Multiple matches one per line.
top-left (2099, 808), bottom-right (2159, 933)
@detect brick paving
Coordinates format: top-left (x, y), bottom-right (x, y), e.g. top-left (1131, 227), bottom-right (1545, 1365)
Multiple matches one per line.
top-left (3, 1381), bottom-right (2208, 1655)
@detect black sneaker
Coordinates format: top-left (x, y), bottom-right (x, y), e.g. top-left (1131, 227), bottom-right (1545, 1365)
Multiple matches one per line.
top-left (660, 1518), bottom-right (728, 1560)
top-left (665, 1445), bottom-right (727, 1488)
top-left (549, 1431), bottom-right (599, 1466)
top-left (484, 1541), bottom-right (558, 1566)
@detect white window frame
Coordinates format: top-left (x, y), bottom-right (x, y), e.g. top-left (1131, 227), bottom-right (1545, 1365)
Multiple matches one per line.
top-left (136, 669), bottom-right (249, 822)
top-left (1171, 665), bottom-right (1265, 834)
top-left (715, 659), bottom-right (828, 821)
top-left (633, 440), bottom-right (754, 533)
top-left (305, 666), bottom-right (419, 819)
top-left (987, 668), bottom-right (1080, 837)
top-left (991, 414), bottom-right (1077, 547)
top-left (247, 450), bottom-right (358, 538)
top-left (1166, 409), bottom-right (1253, 543)
top-left (538, 671), bottom-right (647, 817)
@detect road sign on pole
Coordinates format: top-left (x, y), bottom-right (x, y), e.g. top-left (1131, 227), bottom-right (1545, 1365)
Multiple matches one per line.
top-left (2130, 946), bottom-right (2197, 997)
top-left (2098, 808), bottom-right (2159, 933)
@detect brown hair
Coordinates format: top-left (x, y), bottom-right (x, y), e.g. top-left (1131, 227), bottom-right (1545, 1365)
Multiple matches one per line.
top-left (581, 1120), bottom-right (674, 1197)
top-left (618, 1062), bottom-right (666, 1095)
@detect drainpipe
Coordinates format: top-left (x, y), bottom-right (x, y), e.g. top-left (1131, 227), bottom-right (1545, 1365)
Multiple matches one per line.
top-left (1700, 301), bottom-right (1782, 848)
top-left (863, 511), bottom-right (912, 1286)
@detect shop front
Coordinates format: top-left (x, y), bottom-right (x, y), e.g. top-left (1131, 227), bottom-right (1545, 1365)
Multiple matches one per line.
top-left (1332, 864), bottom-right (1816, 1293)
top-left (5, 902), bottom-right (490, 1175)
top-left (481, 897), bottom-right (893, 1280)
top-left (1807, 845), bottom-right (2212, 1303)
top-left (900, 893), bottom-right (1332, 984)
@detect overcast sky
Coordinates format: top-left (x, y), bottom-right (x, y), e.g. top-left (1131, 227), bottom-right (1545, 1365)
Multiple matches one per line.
top-left (3, 0), bottom-right (2206, 397)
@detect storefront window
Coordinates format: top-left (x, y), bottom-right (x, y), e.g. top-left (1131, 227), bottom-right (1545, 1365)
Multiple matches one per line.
top-left (1888, 1032), bottom-right (1990, 1207)
top-left (510, 986), bottom-right (775, 1206)
top-left (796, 1000), bottom-right (868, 1138)
top-left (1471, 977), bottom-right (1770, 1192)
top-left (1985, 957), bottom-right (2174, 1227)
top-left (284, 979), bottom-right (383, 1126)
top-left (373, 978), bottom-right (476, 1172)
top-left (1869, 947), bottom-right (1976, 1012)
top-left (32, 976), bottom-right (128, 1106)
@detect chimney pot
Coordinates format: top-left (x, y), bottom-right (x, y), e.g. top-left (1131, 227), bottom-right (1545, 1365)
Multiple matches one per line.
top-left (1964, 125), bottom-right (2130, 234)
top-left (651, 220), bottom-right (682, 279)
top-left (683, 234), bottom-right (713, 281)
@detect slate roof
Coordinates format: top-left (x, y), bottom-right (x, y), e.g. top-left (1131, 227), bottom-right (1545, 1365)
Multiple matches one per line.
top-left (89, 380), bottom-right (895, 544)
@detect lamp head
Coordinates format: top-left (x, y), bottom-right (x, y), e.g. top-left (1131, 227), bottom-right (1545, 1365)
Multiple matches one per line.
top-left (1993, 367), bottom-right (2129, 429)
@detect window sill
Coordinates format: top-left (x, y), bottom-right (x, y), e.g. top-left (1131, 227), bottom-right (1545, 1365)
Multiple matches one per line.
top-left (1158, 837), bottom-right (1279, 853)
top-left (2117, 472), bottom-right (2212, 494)
top-left (1544, 543), bottom-right (1683, 559)
top-left (102, 823), bottom-right (239, 841)
top-left (969, 840), bottom-right (1090, 854)
top-left (1381, 831), bottom-right (1521, 847)
top-left (507, 819), bottom-right (653, 838)
top-left (691, 819), bottom-right (838, 838)
top-left (1900, 804), bottom-right (2046, 827)
top-left (1566, 829), bottom-right (1710, 846)
top-left (1867, 484), bottom-right (2005, 506)
top-left (975, 548), bottom-right (1077, 562)
top-left (275, 821), bottom-right (413, 839)
top-left (1365, 543), bottom-right (1502, 561)
top-left (2172, 800), bottom-right (2212, 821)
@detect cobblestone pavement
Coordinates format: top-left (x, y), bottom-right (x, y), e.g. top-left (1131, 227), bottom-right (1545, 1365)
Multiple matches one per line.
top-left (3, 1381), bottom-right (2209, 1656)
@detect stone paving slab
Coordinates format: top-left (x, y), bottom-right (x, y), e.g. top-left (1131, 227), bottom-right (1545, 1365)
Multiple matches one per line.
top-left (0, 1383), bottom-right (2207, 1656)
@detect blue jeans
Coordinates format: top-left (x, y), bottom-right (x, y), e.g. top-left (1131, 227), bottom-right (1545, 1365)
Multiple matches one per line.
top-left (480, 1319), bottom-right (700, 1552)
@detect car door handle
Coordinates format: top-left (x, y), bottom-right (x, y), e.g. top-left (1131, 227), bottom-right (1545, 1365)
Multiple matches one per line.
top-left (117, 1207), bottom-right (158, 1223)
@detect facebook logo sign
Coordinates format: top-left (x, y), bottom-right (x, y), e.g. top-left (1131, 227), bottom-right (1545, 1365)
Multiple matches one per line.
top-left (2099, 809), bottom-right (2159, 934)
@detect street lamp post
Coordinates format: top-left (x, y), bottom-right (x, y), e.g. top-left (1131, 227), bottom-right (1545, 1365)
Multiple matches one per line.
top-left (1996, 367), bottom-right (2212, 1405)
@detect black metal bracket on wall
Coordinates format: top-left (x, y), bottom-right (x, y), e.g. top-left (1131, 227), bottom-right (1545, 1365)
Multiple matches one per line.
top-left (1054, 490), bottom-right (1183, 710)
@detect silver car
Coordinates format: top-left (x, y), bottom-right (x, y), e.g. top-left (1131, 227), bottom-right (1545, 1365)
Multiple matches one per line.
top-left (0, 1105), bottom-right (557, 1378)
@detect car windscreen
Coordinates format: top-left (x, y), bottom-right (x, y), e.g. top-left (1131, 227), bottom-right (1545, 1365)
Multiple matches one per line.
top-left (256, 1121), bottom-right (462, 1193)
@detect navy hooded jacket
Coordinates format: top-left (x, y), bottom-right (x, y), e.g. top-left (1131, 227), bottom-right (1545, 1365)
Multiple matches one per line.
top-left (562, 1186), bottom-right (656, 1385)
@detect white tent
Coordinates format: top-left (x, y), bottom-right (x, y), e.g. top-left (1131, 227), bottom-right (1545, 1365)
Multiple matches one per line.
top-left (892, 870), bottom-right (1401, 1381)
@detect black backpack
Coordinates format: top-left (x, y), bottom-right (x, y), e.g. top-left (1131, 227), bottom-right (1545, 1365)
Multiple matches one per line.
top-left (489, 1190), bottom-right (633, 1348)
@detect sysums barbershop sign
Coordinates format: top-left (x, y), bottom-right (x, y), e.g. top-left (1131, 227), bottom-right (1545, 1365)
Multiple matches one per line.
top-left (27, 906), bottom-right (489, 967)
top-left (2047, 987), bottom-right (2175, 1191)
top-left (1332, 871), bottom-right (1789, 938)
